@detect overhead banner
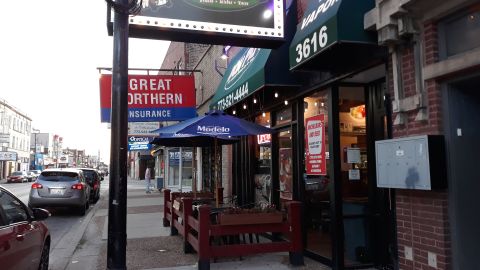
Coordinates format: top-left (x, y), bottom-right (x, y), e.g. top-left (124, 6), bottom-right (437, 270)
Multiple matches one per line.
top-left (99, 75), bottom-right (196, 122)
top-left (305, 114), bottom-right (327, 175)
top-left (107, 0), bottom-right (285, 48)
top-left (0, 151), bottom-right (17, 161)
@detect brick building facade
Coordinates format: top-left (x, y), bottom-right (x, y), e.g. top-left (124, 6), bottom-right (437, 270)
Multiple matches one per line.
top-left (158, 0), bottom-right (479, 269)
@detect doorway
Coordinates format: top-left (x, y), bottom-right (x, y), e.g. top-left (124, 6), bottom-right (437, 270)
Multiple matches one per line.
top-left (444, 75), bottom-right (480, 270)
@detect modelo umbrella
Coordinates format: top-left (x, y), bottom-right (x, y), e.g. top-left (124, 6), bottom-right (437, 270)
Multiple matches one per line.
top-left (152, 110), bottom-right (274, 137)
top-left (152, 110), bottom-right (275, 205)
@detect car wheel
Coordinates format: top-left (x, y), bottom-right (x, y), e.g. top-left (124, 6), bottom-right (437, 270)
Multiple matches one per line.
top-left (78, 204), bottom-right (86, 216)
top-left (38, 240), bottom-right (50, 270)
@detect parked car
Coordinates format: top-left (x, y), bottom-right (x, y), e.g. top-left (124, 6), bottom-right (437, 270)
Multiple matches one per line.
top-left (28, 168), bottom-right (91, 215)
top-left (29, 170), bottom-right (42, 179)
top-left (26, 171), bottom-right (37, 182)
top-left (7, 171), bottom-right (28, 183)
top-left (78, 168), bottom-right (103, 203)
top-left (0, 185), bottom-right (51, 270)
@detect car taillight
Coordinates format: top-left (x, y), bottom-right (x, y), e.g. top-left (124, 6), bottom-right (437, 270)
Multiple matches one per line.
top-left (32, 183), bottom-right (43, 189)
top-left (71, 183), bottom-right (84, 190)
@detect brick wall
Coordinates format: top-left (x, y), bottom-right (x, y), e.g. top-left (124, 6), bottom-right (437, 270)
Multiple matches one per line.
top-left (389, 19), bottom-right (451, 270)
top-left (396, 190), bottom-right (451, 270)
top-left (160, 42), bottom-right (185, 71)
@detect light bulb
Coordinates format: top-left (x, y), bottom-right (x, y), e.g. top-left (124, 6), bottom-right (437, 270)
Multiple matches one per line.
top-left (253, 98), bottom-right (257, 104)
top-left (243, 104), bottom-right (247, 109)
top-left (284, 100), bottom-right (288, 105)
top-left (274, 92), bottom-right (278, 98)
top-left (262, 112), bottom-right (266, 117)
top-left (314, 102), bottom-right (318, 106)
top-left (233, 110), bottom-right (236, 115)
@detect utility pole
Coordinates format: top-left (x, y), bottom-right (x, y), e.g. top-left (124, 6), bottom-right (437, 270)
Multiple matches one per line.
top-left (107, 0), bottom-right (129, 269)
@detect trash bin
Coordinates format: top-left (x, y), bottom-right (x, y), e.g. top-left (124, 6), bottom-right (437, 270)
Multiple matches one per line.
top-left (156, 177), bottom-right (164, 191)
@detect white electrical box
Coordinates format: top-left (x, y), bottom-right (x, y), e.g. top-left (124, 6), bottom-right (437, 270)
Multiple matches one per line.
top-left (375, 135), bottom-right (446, 190)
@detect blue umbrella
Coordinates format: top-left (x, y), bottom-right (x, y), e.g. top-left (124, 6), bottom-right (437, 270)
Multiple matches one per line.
top-left (152, 110), bottom-right (274, 137)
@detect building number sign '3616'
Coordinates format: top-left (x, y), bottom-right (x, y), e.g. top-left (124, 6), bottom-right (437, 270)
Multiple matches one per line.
top-left (291, 0), bottom-right (340, 66)
top-left (294, 26), bottom-right (328, 64)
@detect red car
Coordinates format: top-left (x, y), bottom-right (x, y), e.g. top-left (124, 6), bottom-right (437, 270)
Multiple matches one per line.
top-left (0, 186), bottom-right (50, 270)
top-left (7, 171), bottom-right (29, 183)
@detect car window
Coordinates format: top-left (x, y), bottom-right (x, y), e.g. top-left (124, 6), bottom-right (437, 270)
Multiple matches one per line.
top-left (82, 170), bottom-right (97, 182)
top-left (39, 171), bottom-right (79, 182)
top-left (11, 172), bottom-right (23, 176)
top-left (0, 190), bottom-right (29, 224)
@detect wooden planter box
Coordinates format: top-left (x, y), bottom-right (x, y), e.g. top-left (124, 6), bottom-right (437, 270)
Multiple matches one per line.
top-left (218, 212), bottom-right (283, 226)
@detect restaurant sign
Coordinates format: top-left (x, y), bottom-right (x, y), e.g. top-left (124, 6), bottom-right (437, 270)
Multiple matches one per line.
top-left (99, 75), bottom-right (196, 122)
top-left (0, 151), bottom-right (17, 161)
top-left (107, 0), bottom-right (285, 48)
top-left (305, 115), bottom-right (326, 175)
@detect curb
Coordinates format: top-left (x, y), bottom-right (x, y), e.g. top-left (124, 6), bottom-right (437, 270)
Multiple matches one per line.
top-left (49, 192), bottom-right (104, 270)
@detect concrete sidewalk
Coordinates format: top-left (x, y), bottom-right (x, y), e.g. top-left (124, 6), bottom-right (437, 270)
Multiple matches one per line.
top-left (66, 179), bottom-right (331, 270)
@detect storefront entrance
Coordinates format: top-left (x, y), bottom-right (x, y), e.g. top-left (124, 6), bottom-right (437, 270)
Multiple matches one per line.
top-left (302, 75), bottom-right (394, 269)
top-left (444, 75), bottom-right (480, 270)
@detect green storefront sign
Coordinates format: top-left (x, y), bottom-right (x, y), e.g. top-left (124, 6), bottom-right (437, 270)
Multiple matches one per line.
top-left (289, 0), bottom-right (375, 70)
top-left (211, 48), bottom-right (271, 110)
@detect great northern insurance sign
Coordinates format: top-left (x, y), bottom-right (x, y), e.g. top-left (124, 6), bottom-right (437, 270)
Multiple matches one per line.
top-left (99, 75), bottom-right (196, 122)
top-left (107, 0), bottom-right (285, 48)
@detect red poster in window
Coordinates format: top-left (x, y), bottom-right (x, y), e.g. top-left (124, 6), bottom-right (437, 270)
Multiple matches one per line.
top-left (305, 114), bottom-right (326, 175)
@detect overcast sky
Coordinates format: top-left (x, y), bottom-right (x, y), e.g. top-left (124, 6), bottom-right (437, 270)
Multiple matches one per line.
top-left (0, 0), bottom-right (170, 164)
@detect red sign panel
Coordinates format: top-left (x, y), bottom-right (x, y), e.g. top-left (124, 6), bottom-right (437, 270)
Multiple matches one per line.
top-left (257, 134), bottom-right (271, 145)
top-left (305, 114), bottom-right (327, 175)
top-left (99, 75), bottom-right (196, 122)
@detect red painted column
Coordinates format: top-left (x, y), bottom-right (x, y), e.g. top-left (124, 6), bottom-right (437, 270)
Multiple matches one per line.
top-left (288, 201), bottom-right (304, 266)
top-left (170, 192), bottom-right (179, 236)
top-left (197, 205), bottom-right (211, 270)
top-left (182, 197), bottom-right (193, 253)
top-left (163, 189), bottom-right (171, 227)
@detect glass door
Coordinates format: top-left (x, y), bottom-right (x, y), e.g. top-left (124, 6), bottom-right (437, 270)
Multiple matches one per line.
top-left (303, 90), bottom-right (333, 261)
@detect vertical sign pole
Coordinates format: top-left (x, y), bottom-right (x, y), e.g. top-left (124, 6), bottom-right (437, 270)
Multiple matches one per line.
top-left (107, 1), bottom-right (129, 269)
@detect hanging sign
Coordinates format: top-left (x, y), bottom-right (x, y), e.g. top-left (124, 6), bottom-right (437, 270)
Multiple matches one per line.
top-left (99, 75), bottom-right (196, 122)
top-left (128, 136), bottom-right (153, 151)
top-left (0, 151), bottom-right (17, 161)
top-left (107, 0), bottom-right (285, 48)
top-left (305, 114), bottom-right (327, 175)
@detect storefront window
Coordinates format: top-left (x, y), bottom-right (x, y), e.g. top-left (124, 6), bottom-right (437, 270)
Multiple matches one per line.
top-left (168, 148), bottom-right (180, 187)
top-left (167, 147), bottom-right (193, 191)
top-left (182, 148), bottom-right (193, 188)
top-left (278, 129), bottom-right (293, 202)
top-left (303, 91), bottom-right (332, 259)
top-left (254, 112), bottom-right (272, 207)
top-left (275, 105), bottom-right (292, 126)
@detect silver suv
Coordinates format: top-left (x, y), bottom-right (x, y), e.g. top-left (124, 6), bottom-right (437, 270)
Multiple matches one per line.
top-left (28, 168), bottom-right (91, 215)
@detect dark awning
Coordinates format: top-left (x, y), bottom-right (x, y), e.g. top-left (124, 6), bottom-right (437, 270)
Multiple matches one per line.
top-left (289, 0), bottom-right (377, 71)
